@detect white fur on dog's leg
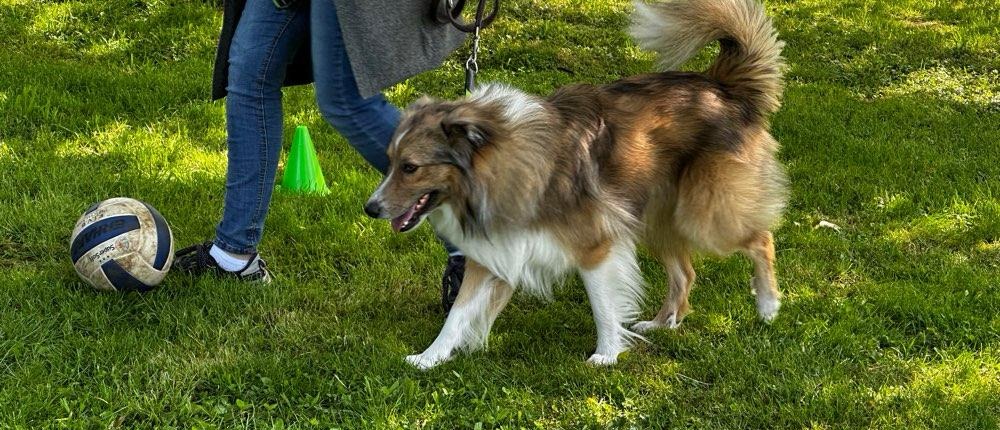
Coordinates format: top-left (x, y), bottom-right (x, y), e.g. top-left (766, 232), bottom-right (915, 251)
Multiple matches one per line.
top-left (631, 312), bottom-right (681, 333)
top-left (579, 242), bottom-right (644, 365)
top-left (405, 353), bottom-right (447, 371)
top-left (751, 274), bottom-right (780, 322)
top-left (666, 312), bottom-right (681, 329)
top-left (405, 326), bottom-right (462, 371)
top-left (746, 232), bottom-right (781, 324)
top-left (405, 271), bottom-right (511, 370)
top-left (405, 341), bottom-right (457, 371)
top-left (586, 353), bottom-right (618, 367)
top-left (757, 296), bottom-right (780, 322)
top-left (630, 320), bottom-right (663, 333)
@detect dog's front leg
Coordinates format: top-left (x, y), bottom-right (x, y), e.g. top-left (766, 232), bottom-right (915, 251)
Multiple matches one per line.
top-left (579, 242), bottom-right (644, 366)
top-left (406, 259), bottom-right (514, 370)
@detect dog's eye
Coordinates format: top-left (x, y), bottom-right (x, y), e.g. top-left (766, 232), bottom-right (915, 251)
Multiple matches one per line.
top-left (401, 163), bottom-right (419, 174)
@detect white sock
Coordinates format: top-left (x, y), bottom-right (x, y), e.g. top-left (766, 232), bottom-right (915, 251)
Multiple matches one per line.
top-left (209, 244), bottom-right (251, 272)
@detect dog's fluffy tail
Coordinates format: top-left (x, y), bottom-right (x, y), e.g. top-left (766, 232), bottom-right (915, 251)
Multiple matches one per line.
top-left (630, 0), bottom-right (785, 117)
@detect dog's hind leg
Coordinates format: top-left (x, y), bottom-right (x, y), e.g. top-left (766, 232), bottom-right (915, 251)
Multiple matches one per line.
top-left (742, 230), bottom-right (780, 322)
top-left (579, 241), bottom-right (644, 366)
top-left (406, 260), bottom-right (514, 370)
top-left (632, 247), bottom-right (695, 333)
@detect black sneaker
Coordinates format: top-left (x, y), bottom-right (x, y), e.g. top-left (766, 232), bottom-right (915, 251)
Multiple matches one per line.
top-left (173, 241), bottom-right (272, 283)
top-left (441, 255), bottom-right (465, 313)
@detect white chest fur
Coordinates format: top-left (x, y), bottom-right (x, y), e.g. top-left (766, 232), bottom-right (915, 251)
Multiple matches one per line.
top-left (430, 205), bottom-right (574, 298)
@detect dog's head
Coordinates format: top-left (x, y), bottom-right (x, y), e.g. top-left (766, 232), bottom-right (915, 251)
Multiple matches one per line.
top-left (365, 84), bottom-right (552, 234)
top-left (363, 96), bottom-right (497, 233)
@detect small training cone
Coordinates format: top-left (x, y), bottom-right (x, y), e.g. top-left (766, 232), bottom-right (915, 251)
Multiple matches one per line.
top-left (280, 125), bottom-right (330, 195)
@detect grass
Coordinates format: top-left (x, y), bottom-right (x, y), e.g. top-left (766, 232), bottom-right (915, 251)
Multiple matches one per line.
top-left (1, 0), bottom-right (999, 427)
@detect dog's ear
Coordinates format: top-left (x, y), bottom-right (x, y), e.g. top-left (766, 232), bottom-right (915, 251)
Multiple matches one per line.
top-left (440, 111), bottom-right (493, 175)
top-left (441, 115), bottom-right (489, 149)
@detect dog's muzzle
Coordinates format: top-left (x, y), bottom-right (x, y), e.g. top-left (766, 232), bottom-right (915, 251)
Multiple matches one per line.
top-left (363, 199), bottom-right (384, 219)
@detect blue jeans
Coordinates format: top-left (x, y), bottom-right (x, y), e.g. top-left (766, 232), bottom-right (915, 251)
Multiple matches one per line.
top-left (216, 0), bottom-right (455, 255)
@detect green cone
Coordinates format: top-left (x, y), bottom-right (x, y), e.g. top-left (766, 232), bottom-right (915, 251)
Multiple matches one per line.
top-left (280, 125), bottom-right (330, 195)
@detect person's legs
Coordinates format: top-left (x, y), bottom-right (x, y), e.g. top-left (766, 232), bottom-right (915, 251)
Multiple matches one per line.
top-left (175, 0), bottom-right (307, 281)
top-left (310, 1), bottom-right (464, 310)
top-left (215, 0), bottom-right (308, 256)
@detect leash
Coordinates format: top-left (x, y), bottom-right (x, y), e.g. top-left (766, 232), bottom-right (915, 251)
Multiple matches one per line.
top-left (436, 0), bottom-right (500, 93)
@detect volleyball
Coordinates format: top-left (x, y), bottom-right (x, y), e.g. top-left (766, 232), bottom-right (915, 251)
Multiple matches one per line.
top-left (69, 197), bottom-right (174, 291)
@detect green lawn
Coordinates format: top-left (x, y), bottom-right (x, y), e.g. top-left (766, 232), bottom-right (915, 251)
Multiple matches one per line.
top-left (1, 0), bottom-right (999, 428)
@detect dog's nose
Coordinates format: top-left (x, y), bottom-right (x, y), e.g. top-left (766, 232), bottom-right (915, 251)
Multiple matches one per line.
top-left (364, 199), bottom-right (383, 219)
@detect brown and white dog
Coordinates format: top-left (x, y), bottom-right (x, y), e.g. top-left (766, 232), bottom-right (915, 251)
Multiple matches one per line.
top-left (365, 0), bottom-right (788, 369)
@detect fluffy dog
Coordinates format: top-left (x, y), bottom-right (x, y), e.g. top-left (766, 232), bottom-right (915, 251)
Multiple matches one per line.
top-left (365, 0), bottom-right (788, 369)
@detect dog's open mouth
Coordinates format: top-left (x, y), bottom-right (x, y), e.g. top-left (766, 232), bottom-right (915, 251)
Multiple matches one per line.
top-left (391, 192), bottom-right (437, 233)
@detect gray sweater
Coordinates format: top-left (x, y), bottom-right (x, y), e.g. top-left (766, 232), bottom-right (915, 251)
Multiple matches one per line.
top-left (212, 0), bottom-right (467, 100)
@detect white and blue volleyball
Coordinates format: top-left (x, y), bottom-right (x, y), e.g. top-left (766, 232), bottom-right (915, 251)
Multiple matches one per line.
top-left (70, 197), bottom-right (174, 292)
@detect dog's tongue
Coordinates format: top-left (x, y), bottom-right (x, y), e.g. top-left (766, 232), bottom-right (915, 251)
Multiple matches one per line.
top-left (391, 205), bottom-right (418, 232)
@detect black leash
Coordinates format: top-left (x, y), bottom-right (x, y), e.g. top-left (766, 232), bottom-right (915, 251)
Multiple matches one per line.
top-left (436, 0), bottom-right (500, 93)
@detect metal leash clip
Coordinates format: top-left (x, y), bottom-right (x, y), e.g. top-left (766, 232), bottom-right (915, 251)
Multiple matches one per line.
top-left (434, 0), bottom-right (499, 93)
top-left (465, 26), bottom-right (480, 94)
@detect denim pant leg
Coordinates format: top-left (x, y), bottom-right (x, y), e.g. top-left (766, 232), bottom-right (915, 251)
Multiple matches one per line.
top-left (309, 0), bottom-right (397, 174)
top-left (310, 2), bottom-right (460, 256)
top-left (215, 0), bottom-right (308, 255)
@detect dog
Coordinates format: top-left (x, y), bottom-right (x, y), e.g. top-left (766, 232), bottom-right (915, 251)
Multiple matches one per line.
top-left (364, 0), bottom-right (788, 370)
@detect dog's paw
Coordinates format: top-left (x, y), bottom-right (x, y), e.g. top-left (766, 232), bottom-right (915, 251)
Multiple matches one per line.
top-left (756, 297), bottom-right (780, 322)
top-left (586, 353), bottom-right (618, 367)
top-left (632, 313), bottom-right (683, 333)
top-left (405, 354), bottom-right (444, 371)
top-left (631, 320), bottom-right (662, 333)
top-left (631, 319), bottom-right (670, 333)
